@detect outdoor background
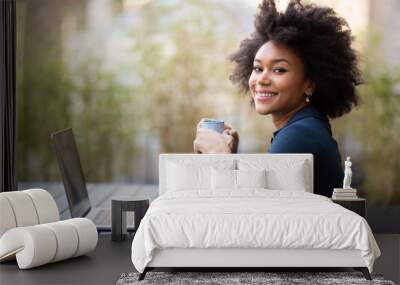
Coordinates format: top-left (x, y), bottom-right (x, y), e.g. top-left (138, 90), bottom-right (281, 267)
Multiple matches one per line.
top-left (16, 0), bottom-right (400, 207)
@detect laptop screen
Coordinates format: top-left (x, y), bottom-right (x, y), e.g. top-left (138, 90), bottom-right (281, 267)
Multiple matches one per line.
top-left (51, 128), bottom-right (91, 218)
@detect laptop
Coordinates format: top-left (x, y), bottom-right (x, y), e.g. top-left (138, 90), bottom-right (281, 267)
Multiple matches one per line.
top-left (51, 128), bottom-right (134, 230)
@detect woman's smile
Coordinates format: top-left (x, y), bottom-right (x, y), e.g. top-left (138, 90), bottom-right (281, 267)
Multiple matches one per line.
top-left (255, 92), bottom-right (279, 102)
top-left (255, 90), bottom-right (279, 102)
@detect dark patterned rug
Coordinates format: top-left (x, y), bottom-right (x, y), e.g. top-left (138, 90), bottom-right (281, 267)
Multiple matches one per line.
top-left (116, 271), bottom-right (396, 285)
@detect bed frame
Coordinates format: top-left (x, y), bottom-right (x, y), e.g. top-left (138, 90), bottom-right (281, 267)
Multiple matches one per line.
top-left (141, 248), bottom-right (371, 280)
top-left (138, 154), bottom-right (371, 281)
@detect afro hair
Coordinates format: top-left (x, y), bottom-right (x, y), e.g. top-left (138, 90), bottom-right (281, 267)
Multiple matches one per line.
top-left (229, 0), bottom-right (362, 119)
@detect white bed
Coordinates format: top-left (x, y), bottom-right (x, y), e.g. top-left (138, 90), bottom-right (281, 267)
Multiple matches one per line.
top-left (131, 154), bottom-right (380, 280)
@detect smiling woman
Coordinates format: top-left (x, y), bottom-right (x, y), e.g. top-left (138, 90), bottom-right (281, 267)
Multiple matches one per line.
top-left (248, 41), bottom-right (313, 129)
top-left (193, 0), bottom-right (362, 197)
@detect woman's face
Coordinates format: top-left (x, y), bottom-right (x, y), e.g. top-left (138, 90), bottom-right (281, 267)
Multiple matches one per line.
top-left (248, 41), bottom-right (312, 116)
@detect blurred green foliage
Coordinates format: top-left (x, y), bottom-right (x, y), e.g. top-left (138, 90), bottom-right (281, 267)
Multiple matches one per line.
top-left (16, 0), bottom-right (242, 182)
top-left (333, 32), bottom-right (400, 205)
top-left (17, 52), bottom-right (137, 182)
top-left (17, 49), bottom-right (73, 180)
top-left (130, 0), bottom-right (239, 152)
top-left (353, 38), bottom-right (400, 205)
top-left (69, 58), bottom-right (137, 181)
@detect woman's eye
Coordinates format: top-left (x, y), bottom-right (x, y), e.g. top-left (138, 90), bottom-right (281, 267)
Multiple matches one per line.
top-left (273, 68), bottom-right (287, 73)
top-left (253, 66), bottom-right (263, 72)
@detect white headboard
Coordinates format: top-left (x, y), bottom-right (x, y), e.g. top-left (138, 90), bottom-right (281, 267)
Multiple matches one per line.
top-left (159, 153), bottom-right (313, 195)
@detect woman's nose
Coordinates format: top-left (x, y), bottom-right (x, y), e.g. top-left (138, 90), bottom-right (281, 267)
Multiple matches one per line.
top-left (257, 70), bottom-right (271, 86)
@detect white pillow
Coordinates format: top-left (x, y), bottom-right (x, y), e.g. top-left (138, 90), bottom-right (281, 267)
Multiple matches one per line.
top-left (267, 163), bottom-right (307, 191)
top-left (237, 159), bottom-right (308, 191)
top-left (236, 169), bottom-right (267, 189)
top-left (167, 162), bottom-right (209, 191)
top-left (167, 159), bottom-right (235, 191)
top-left (211, 168), bottom-right (267, 190)
top-left (211, 168), bottom-right (236, 190)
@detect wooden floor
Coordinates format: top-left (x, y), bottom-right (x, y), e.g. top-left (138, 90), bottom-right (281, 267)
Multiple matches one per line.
top-left (17, 182), bottom-right (159, 219)
top-left (0, 233), bottom-right (134, 285)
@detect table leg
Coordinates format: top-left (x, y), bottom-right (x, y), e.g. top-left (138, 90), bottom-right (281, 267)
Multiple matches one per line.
top-left (112, 201), bottom-right (124, 241)
top-left (134, 201), bottom-right (149, 230)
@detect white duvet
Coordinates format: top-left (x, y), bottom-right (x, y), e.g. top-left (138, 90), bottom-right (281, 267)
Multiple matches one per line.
top-left (131, 190), bottom-right (380, 273)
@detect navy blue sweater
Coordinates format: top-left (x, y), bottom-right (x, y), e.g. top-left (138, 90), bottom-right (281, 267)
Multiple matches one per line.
top-left (268, 106), bottom-right (343, 197)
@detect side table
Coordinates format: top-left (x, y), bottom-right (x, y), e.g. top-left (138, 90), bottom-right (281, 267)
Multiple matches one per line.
top-left (331, 198), bottom-right (366, 218)
top-left (112, 196), bottom-right (149, 242)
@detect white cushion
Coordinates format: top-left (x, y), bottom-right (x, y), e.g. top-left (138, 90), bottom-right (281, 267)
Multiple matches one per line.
top-left (42, 221), bottom-right (79, 262)
top-left (167, 159), bottom-right (235, 191)
top-left (0, 218), bottom-right (97, 269)
top-left (167, 162), bottom-right (210, 191)
top-left (0, 189), bottom-right (97, 269)
top-left (0, 192), bottom-right (39, 227)
top-left (211, 168), bottom-right (236, 190)
top-left (0, 196), bottom-right (17, 237)
top-left (65, 218), bottom-right (98, 257)
top-left (270, 162), bottom-right (307, 191)
top-left (0, 226), bottom-right (57, 268)
top-left (238, 159), bottom-right (308, 191)
top-left (24, 189), bottom-right (59, 224)
top-left (0, 189), bottom-right (59, 238)
top-left (211, 169), bottom-right (267, 191)
top-left (236, 169), bottom-right (267, 189)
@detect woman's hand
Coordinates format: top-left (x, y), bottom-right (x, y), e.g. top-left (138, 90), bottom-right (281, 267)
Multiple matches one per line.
top-left (193, 119), bottom-right (239, 154)
top-left (223, 122), bottom-right (239, 153)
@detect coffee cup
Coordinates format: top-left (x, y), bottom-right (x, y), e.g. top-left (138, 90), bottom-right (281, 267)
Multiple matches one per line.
top-left (200, 119), bottom-right (224, 134)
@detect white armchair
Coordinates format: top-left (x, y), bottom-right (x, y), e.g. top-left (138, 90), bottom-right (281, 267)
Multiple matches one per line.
top-left (0, 189), bottom-right (98, 269)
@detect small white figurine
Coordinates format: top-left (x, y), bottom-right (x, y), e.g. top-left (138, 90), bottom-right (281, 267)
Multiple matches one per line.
top-left (343, 156), bottom-right (352, 189)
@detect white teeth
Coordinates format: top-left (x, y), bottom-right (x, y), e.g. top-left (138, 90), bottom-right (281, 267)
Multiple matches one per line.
top-left (256, 92), bottom-right (278, 97)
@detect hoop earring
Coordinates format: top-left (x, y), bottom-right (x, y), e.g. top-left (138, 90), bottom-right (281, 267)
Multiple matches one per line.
top-left (305, 93), bottom-right (312, 103)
